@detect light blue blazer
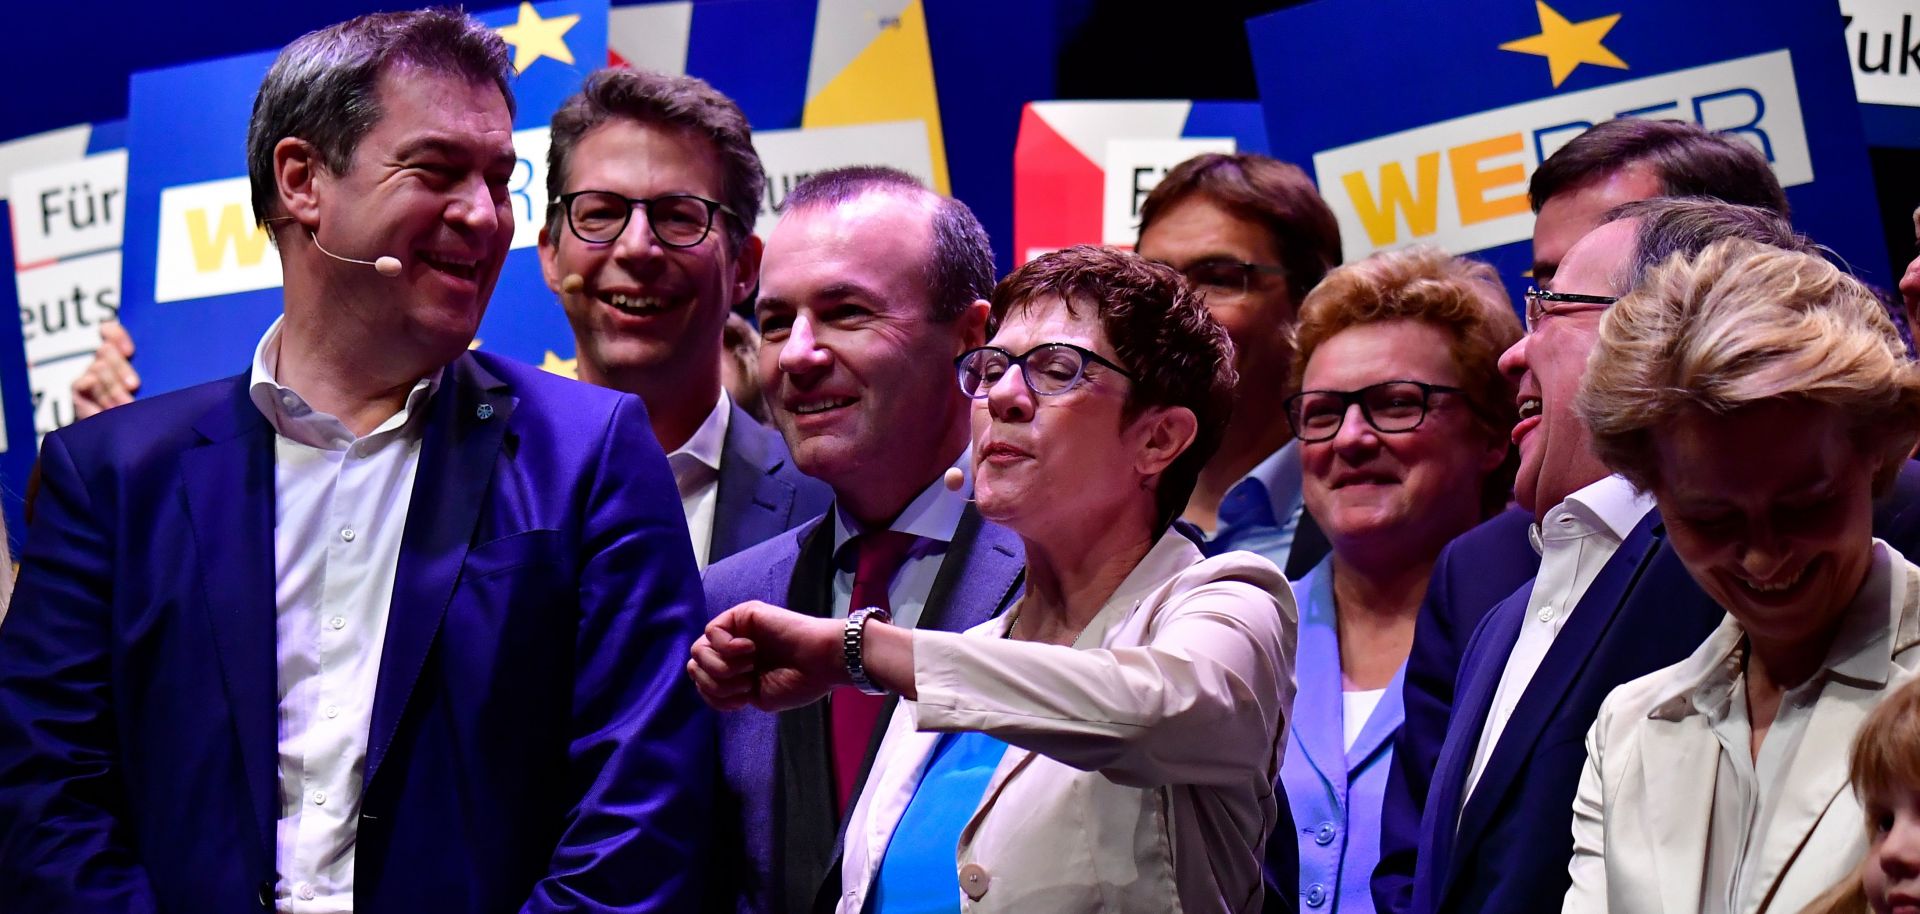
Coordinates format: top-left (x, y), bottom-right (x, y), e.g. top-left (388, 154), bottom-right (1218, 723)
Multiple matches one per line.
top-left (1280, 560), bottom-right (1406, 913)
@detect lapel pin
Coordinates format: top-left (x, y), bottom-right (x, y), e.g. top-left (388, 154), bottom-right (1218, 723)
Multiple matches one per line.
top-left (476, 403), bottom-right (495, 420)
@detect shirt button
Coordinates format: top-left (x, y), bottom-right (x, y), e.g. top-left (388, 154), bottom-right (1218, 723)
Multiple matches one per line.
top-left (280, 393), bottom-right (297, 409)
top-left (330, 616), bottom-right (346, 630)
top-left (298, 882), bottom-right (316, 900)
top-left (1315, 822), bottom-right (1337, 845)
top-left (1537, 604), bottom-right (1554, 623)
top-left (325, 705), bottom-right (340, 719)
top-left (340, 528), bottom-right (356, 542)
top-left (311, 790), bottom-right (327, 806)
top-left (332, 437), bottom-right (351, 449)
top-left (959, 862), bottom-right (990, 900)
top-left (1306, 883), bottom-right (1328, 907)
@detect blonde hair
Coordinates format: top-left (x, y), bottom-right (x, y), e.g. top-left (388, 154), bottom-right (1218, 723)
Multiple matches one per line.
top-left (1578, 238), bottom-right (1920, 494)
top-left (1798, 678), bottom-right (1920, 914)
top-left (1289, 246), bottom-right (1522, 514)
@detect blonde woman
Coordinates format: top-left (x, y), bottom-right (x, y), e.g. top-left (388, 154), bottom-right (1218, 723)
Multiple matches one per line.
top-left (1563, 239), bottom-right (1920, 914)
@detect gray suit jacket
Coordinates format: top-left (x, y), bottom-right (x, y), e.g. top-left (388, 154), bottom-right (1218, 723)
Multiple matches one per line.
top-left (702, 505), bottom-right (1025, 914)
top-left (709, 404), bottom-right (833, 564)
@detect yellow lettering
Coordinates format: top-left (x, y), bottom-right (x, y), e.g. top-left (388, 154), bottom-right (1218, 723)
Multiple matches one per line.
top-left (1450, 133), bottom-right (1530, 226)
top-left (185, 204), bottom-right (270, 273)
top-left (1341, 153), bottom-right (1441, 247)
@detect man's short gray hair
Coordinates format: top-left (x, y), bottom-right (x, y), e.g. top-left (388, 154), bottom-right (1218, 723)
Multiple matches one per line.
top-left (246, 8), bottom-right (515, 228)
top-left (1601, 196), bottom-right (1815, 293)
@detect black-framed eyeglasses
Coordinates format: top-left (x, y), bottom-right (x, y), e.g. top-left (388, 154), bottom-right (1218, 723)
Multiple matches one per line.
top-left (955, 343), bottom-right (1136, 399)
top-left (1285, 380), bottom-right (1466, 442)
top-left (1163, 258), bottom-right (1289, 298)
top-left (1523, 286), bottom-right (1619, 333)
top-left (553, 190), bottom-right (740, 247)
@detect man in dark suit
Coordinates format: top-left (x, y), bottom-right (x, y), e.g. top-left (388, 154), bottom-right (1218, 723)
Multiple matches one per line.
top-left (537, 67), bottom-right (830, 569)
top-left (1134, 153), bottom-right (1341, 583)
top-left (1384, 193), bottom-right (1920, 914)
top-left (701, 167), bottom-right (1025, 914)
top-left (1371, 118), bottom-right (1800, 914)
top-left (0, 11), bottom-right (710, 913)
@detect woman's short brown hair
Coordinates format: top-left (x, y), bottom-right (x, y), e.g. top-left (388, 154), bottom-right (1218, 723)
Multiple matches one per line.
top-left (990, 245), bottom-right (1237, 531)
top-left (1578, 238), bottom-right (1920, 494)
top-left (1289, 246), bottom-right (1523, 516)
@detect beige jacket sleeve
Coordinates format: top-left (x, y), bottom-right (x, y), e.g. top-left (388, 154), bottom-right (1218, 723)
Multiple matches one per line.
top-left (908, 563), bottom-right (1295, 790)
top-left (1563, 704), bottom-right (1611, 913)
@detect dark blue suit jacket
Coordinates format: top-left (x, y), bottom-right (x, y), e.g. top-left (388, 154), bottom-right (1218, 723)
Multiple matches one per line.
top-left (1379, 462), bottom-right (1920, 914)
top-left (710, 404), bottom-right (832, 564)
top-left (702, 506), bottom-right (1025, 914)
top-left (1370, 508), bottom-right (1535, 913)
top-left (0, 352), bottom-right (714, 914)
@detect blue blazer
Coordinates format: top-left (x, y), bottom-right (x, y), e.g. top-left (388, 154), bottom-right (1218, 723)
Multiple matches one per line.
top-left (1408, 511), bottom-right (1720, 914)
top-left (0, 353), bottom-right (715, 914)
top-left (1278, 561), bottom-right (1405, 914)
top-left (710, 404), bottom-right (832, 564)
top-left (702, 507), bottom-right (1025, 914)
top-left (1370, 508), bottom-right (1534, 913)
top-left (1384, 462), bottom-right (1920, 914)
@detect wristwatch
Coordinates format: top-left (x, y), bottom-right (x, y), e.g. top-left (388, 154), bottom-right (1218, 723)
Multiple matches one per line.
top-left (843, 606), bottom-right (893, 695)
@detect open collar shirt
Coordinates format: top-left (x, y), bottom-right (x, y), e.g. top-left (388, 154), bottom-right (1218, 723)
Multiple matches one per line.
top-left (668, 390), bottom-right (730, 570)
top-left (1461, 473), bottom-right (1655, 808)
top-left (249, 317), bottom-right (436, 913)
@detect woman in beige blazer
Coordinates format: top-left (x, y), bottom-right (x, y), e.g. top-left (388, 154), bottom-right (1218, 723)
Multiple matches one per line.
top-left (690, 245), bottom-right (1297, 913)
top-left (1561, 239), bottom-right (1920, 914)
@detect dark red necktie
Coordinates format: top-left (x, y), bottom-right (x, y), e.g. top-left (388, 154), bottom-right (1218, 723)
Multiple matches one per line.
top-left (830, 529), bottom-right (919, 817)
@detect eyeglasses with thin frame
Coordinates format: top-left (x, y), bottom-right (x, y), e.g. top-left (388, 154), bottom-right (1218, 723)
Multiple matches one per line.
top-left (955, 343), bottom-right (1137, 399)
top-left (553, 190), bottom-right (740, 248)
top-left (1165, 258), bottom-right (1290, 299)
top-left (1523, 286), bottom-right (1619, 333)
top-left (1285, 380), bottom-right (1467, 442)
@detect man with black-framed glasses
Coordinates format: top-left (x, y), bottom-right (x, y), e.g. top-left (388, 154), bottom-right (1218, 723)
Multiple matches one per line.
top-left (1383, 196), bottom-right (1920, 914)
top-left (536, 68), bottom-right (829, 572)
top-left (1134, 152), bottom-right (1343, 592)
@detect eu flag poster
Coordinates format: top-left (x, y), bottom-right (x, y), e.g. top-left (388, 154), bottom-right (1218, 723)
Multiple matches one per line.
top-left (1248, 0), bottom-right (1885, 294)
top-left (120, 0), bottom-right (609, 396)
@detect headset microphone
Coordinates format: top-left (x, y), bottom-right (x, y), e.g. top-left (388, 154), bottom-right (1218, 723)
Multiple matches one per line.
top-left (310, 231), bottom-right (403, 277)
top-left (944, 467), bottom-right (966, 492)
top-left (561, 274), bottom-right (586, 295)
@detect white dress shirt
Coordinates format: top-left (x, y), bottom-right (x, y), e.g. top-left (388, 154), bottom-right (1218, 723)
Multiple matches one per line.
top-left (250, 318), bottom-right (434, 913)
top-left (1462, 474), bottom-right (1654, 807)
top-left (669, 391), bottom-right (730, 570)
top-left (827, 451), bottom-right (971, 629)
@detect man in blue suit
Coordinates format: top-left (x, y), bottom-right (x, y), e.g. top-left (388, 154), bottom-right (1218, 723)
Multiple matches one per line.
top-left (1387, 195), bottom-right (1920, 914)
top-left (0, 11), bottom-right (710, 913)
top-left (1372, 119), bottom-right (1801, 914)
top-left (701, 168), bottom-right (1026, 914)
top-left (536, 67), bottom-right (830, 569)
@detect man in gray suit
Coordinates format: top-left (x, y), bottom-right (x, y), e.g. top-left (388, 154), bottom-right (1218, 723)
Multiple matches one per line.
top-left (702, 166), bottom-right (1025, 914)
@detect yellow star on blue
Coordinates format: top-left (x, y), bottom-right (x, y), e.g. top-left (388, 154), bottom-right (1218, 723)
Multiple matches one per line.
top-left (495, 2), bottom-right (580, 75)
top-left (539, 350), bottom-right (578, 379)
top-left (1500, 1), bottom-right (1627, 88)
